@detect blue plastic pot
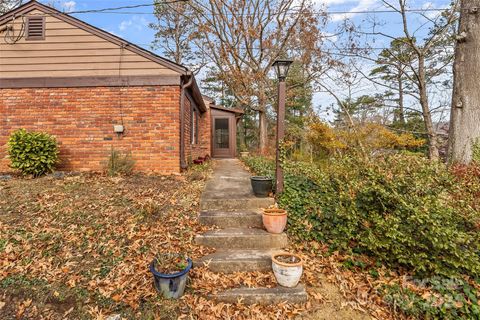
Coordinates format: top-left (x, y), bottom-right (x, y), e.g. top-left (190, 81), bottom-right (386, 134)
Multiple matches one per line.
top-left (149, 257), bottom-right (192, 299)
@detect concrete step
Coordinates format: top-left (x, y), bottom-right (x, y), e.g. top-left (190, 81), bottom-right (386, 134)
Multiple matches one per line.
top-left (211, 284), bottom-right (307, 305)
top-left (200, 197), bottom-right (274, 211)
top-left (199, 211), bottom-right (263, 228)
top-left (194, 250), bottom-right (274, 273)
top-left (195, 228), bottom-right (288, 250)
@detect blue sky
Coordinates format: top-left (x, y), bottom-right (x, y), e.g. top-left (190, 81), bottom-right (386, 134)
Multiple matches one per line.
top-left (38, 0), bottom-right (454, 120)
top-left (41, 0), bottom-right (453, 55)
top-left (41, 0), bottom-right (158, 50)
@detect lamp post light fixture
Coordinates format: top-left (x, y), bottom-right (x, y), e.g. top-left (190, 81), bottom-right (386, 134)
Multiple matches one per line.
top-left (272, 59), bottom-right (293, 196)
top-left (273, 59), bottom-right (293, 81)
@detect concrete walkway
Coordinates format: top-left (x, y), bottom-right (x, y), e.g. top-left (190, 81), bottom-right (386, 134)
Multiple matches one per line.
top-left (195, 159), bottom-right (307, 305)
top-left (202, 159), bottom-right (254, 199)
top-left (200, 159), bottom-right (273, 211)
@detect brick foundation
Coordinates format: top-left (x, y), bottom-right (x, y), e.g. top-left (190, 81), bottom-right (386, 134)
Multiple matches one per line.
top-left (0, 86), bottom-right (184, 174)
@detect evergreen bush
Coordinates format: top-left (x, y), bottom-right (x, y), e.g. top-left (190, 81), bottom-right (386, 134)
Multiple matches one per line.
top-left (7, 129), bottom-right (59, 177)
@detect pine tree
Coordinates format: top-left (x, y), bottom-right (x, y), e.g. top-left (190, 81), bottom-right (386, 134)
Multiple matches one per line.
top-left (370, 38), bottom-right (416, 125)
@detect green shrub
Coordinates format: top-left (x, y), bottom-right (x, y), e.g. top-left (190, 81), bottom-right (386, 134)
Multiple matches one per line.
top-left (242, 156), bottom-right (275, 177)
top-left (7, 129), bottom-right (59, 177)
top-left (382, 277), bottom-right (480, 319)
top-left (243, 154), bottom-right (480, 279)
top-left (106, 149), bottom-right (135, 176)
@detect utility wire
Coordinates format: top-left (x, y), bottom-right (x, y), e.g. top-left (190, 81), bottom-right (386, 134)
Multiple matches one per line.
top-left (55, 3), bottom-right (455, 16)
top-left (69, 8), bottom-right (453, 16)
top-left (131, 43), bottom-right (454, 51)
top-left (64, 0), bottom-right (187, 14)
top-left (65, 8), bottom-right (452, 15)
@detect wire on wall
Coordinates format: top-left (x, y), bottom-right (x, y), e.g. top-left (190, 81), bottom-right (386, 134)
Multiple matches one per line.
top-left (4, 14), bottom-right (25, 44)
top-left (117, 43), bottom-right (126, 136)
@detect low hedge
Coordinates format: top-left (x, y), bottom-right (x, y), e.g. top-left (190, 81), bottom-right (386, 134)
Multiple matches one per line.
top-left (243, 154), bottom-right (480, 279)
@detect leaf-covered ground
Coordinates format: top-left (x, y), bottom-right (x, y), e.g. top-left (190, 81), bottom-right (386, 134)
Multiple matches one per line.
top-left (0, 164), bottom-right (397, 319)
top-left (0, 167), bottom-right (215, 319)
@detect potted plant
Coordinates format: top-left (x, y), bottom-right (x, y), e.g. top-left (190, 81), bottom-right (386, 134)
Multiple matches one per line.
top-left (250, 176), bottom-right (273, 197)
top-left (239, 144), bottom-right (249, 158)
top-left (272, 253), bottom-right (303, 288)
top-left (149, 253), bottom-right (192, 299)
top-left (262, 208), bottom-right (287, 233)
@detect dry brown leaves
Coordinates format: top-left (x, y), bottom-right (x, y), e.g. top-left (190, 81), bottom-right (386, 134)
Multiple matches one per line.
top-left (0, 171), bottom-right (212, 318)
top-left (291, 243), bottom-right (404, 320)
top-left (0, 169), bottom-right (400, 319)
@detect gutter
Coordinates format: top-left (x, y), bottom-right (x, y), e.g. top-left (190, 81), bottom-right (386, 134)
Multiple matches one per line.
top-left (180, 72), bottom-right (194, 170)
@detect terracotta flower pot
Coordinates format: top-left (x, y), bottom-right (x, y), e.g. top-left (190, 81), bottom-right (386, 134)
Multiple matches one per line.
top-left (272, 253), bottom-right (303, 288)
top-left (262, 208), bottom-right (287, 234)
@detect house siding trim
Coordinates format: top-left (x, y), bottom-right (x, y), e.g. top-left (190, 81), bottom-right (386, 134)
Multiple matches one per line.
top-left (0, 1), bottom-right (187, 74)
top-left (0, 75), bottom-right (181, 88)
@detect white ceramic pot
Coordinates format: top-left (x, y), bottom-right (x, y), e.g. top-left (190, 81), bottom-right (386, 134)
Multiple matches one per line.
top-left (272, 253), bottom-right (303, 288)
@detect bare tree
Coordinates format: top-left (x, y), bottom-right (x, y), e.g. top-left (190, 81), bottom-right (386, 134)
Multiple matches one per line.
top-left (449, 0), bottom-right (480, 164)
top-left (150, 1), bottom-right (205, 72)
top-left (0, 0), bottom-right (22, 14)
top-left (187, 0), bottom-right (324, 153)
top-left (341, 0), bottom-right (459, 159)
top-left (314, 58), bottom-right (370, 156)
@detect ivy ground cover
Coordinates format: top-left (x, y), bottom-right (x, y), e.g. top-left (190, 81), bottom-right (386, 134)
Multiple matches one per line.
top-left (243, 154), bottom-right (480, 319)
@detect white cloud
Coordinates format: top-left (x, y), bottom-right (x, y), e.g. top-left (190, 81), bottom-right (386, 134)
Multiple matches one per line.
top-left (119, 20), bottom-right (132, 32)
top-left (61, 1), bottom-right (76, 13)
top-left (421, 1), bottom-right (441, 20)
top-left (103, 29), bottom-right (122, 37)
top-left (118, 16), bottom-right (149, 32)
top-left (329, 0), bottom-right (378, 22)
top-left (316, 0), bottom-right (358, 4)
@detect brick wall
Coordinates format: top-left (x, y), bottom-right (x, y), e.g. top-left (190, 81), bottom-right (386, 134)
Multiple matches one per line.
top-left (0, 86), bottom-right (182, 174)
top-left (194, 106), bottom-right (211, 159)
top-left (183, 94), bottom-right (211, 164)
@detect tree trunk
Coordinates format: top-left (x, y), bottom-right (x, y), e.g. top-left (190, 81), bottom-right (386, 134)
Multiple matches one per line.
top-left (449, 0), bottom-right (480, 164)
top-left (397, 71), bottom-right (406, 124)
top-left (243, 116), bottom-right (248, 148)
top-left (258, 110), bottom-right (268, 154)
top-left (238, 117), bottom-right (246, 148)
top-left (258, 87), bottom-right (268, 154)
top-left (418, 56), bottom-right (439, 160)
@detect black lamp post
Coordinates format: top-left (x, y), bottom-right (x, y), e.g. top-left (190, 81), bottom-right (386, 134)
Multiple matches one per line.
top-left (272, 59), bottom-right (293, 195)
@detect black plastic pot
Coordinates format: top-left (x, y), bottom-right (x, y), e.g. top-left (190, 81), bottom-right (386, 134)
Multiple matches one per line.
top-left (149, 257), bottom-right (192, 299)
top-left (250, 176), bottom-right (273, 197)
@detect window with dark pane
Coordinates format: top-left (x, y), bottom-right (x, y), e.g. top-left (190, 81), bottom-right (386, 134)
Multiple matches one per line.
top-left (215, 118), bottom-right (229, 149)
top-left (191, 107), bottom-right (199, 144)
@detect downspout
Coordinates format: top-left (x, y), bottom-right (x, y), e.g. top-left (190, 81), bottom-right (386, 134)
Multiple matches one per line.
top-left (180, 72), bottom-right (194, 170)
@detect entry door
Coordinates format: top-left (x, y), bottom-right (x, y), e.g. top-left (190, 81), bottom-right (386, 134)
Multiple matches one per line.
top-left (212, 117), bottom-right (233, 158)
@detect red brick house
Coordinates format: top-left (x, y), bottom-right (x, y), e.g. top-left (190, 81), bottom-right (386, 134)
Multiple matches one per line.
top-left (0, 1), bottom-right (241, 174)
